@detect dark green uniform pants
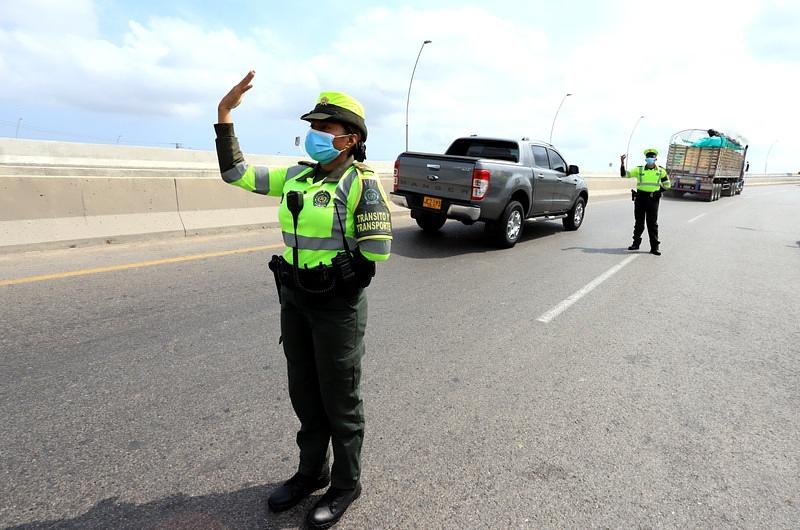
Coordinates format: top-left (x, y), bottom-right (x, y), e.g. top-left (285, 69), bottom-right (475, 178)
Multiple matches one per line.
top-left (280, 285), bottom-right (367, 489)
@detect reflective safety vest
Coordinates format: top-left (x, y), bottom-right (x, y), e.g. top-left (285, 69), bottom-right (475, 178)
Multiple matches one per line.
top-left (222, 159), bottom-right (392, 268)
top-left (624, 165), bottom-right (671, 192)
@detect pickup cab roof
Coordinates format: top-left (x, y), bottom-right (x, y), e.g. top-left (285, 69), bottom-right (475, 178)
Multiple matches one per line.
top-left (445, 136), bottom-right (557, 164)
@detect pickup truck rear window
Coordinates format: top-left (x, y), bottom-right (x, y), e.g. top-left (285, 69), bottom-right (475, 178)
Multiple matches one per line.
top-left (446, 139), bottom-right (520, 163)
top-left (532, 145), bottom-right (549, 168)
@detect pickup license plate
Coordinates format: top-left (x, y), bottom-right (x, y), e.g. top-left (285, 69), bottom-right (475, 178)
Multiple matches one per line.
top-left (422, 196), bottom-right (442, 210)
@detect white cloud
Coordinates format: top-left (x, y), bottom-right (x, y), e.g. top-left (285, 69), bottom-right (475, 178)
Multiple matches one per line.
top-left (0, 6), bottom-right (318, 119)
top-left (0, 0), bottom-right (797, 172)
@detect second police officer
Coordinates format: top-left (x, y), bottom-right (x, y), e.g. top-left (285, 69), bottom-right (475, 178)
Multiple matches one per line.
top-left (620, 148), bottom-right (671, 255)
top-left (214, 71), bottom-right (392, 529)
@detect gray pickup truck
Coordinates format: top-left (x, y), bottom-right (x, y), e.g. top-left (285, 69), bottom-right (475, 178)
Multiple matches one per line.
top-left (390, 136), bottom-right (589, 247)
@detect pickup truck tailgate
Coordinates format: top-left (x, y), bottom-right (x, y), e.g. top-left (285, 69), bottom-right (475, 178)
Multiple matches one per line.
top-left (396, 154), bottom-right (474, 201)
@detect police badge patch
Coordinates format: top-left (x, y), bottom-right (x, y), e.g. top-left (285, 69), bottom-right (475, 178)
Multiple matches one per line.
top-left (363, 188), bottom-right (380, 205)
top-left (313, 190), bottom-right (331, 207)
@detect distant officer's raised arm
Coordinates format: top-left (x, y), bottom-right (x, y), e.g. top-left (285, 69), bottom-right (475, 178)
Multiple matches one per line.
top-left (620, 154), bottom-right (630, 177)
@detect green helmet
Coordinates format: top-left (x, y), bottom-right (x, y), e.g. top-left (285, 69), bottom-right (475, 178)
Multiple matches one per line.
top-left (300, 91), bottom-right (368, 141)
top-left (644, 148), bottom-right (659, 156)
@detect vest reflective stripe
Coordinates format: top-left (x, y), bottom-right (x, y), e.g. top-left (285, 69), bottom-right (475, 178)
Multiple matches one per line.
top-left (251, 167), bottom-right (268, 194)
top-left (272, 162), bottom-right (391, 267)
top-left (223, 163), bottom-right (308, 196)
top-left (635, 166), bottom-right (667, 191)
top-left (282, 232), bottom-right (358, 250)
top-left (278, 167), bottom-right (359, 266)
top-left (335, 168), bottom-right (359, 206)
top-left (222, 163), bottom-right (271, 194)
top-left (271, 166), bottom-right (312, 196)
top-left (222, 162), bottom-right (250, 183)
top-left (359, 238), bottom-right (390, 256)
top-left (286, 165), bottom-right (313, 180)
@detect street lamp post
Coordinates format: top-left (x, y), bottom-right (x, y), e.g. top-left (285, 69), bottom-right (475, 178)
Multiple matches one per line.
top-left (625, 115), bottom-right (645, 164)
top-left (764, 140), bottom-right (777, 175)
top-left (405, 39), bottom-right (432, 152)
top-left (549, 93), bottom-right (572, 144)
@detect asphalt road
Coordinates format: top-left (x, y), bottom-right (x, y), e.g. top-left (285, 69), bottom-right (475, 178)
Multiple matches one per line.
top-left (1, 185), bottom-right (799, 529)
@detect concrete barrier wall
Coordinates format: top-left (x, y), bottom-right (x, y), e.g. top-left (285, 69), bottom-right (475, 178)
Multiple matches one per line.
top-left (0, 176), bottom-right (185, 248)
top-left (1, 138), bottom-right (797, 252)
top-left (0, 137), bottom-right (394, 174)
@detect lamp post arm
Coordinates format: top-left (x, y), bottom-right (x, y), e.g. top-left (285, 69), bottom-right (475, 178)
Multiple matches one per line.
top-left (405, 42), bottom-right (429, 152)
top-left (549, 94), bottom-right (570, 144)
top-left (625, 115), bottom-right (645, 166)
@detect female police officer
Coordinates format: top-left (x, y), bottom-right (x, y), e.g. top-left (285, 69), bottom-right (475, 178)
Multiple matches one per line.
top-left (215, 71), bottom-right (392, 528)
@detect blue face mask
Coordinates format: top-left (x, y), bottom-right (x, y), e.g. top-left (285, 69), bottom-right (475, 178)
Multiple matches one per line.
top-left (645, 157), bottom-right (656, 165)
top-left (305, 129), bottom-right (343, 163)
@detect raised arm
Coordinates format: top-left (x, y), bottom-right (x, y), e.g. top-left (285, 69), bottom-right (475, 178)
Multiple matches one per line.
top-left (619, 154), bottom-right (631, 178)
top-left (218, 70), bottom-right (254, 124)
top-left (214, 71), bottom-right (286, 196)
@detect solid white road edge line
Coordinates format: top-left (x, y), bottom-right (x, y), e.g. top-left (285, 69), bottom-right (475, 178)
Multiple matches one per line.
top-left (536, 255), bottom-right (639, 324)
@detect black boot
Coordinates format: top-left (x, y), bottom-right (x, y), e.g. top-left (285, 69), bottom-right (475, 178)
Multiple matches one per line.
top-left (306, 483), bottom-right (362, 529)
top-left (267, 472), bottom-right (330, 512)
top-left (650, 248), bottom-right (661, 256)
top-left (628, 243), bottom-right (640, 251)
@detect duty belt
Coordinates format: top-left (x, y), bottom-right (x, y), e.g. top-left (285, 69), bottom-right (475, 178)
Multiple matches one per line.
top-left (277, 258), bottom-right (336, 290)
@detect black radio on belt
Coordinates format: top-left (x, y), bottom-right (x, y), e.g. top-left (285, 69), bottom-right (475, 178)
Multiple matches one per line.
top-left (332, 251), bottom-right (356, 284)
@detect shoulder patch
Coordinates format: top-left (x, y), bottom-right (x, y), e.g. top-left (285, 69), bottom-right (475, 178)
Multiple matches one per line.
top-left (354, 178), bottom-right (392, 240)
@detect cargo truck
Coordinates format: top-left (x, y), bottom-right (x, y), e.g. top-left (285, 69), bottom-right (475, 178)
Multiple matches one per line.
top-left (666, 128), bottom-right (748, 201)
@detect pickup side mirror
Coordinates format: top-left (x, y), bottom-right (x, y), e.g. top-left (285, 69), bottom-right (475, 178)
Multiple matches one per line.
top-left (567, 164), bottom-right (580, 175)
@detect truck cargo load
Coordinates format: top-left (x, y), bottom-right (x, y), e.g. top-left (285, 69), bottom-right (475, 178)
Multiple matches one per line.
top-left (666, 129), bottom-right (748, 201)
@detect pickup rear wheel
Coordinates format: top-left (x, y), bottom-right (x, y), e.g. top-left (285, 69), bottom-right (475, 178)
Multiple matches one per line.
top-left (562, 196), bottom-right (586, 231)
top-left (490, 200), bottom-right (524, 248)
top-left (415, 211), bottom-right (447, 232)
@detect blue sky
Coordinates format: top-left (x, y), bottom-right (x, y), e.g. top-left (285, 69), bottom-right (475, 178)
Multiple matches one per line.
top-left (1, 0), bottom-right (798, 172)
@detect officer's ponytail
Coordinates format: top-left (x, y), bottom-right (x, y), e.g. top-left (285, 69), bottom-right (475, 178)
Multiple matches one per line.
top-left (352, 141), bottom-right (367, 162)
top-left (344, 124), bottom-right (367, 162)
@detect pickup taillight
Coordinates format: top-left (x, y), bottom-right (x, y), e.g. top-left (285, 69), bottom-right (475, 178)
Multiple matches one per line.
top-left (471, 169), bottom-right (490, 200)
top-left (393, 160), bottom-right (399, 192)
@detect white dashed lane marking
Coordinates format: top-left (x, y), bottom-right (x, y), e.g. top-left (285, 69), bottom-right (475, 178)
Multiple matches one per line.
top-left (537, 255), bottom-right (639, 324)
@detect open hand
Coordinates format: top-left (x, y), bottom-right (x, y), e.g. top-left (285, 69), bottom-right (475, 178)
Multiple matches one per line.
top-left (219, 70), bottom-right (255, 112)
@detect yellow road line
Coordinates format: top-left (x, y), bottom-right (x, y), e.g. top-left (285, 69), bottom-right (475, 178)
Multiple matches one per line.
top-left (0, 244), bottom-right (283, 287)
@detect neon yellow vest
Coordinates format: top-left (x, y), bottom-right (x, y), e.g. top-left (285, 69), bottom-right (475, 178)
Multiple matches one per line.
top-left (630, 165), bottom-right (671, 192)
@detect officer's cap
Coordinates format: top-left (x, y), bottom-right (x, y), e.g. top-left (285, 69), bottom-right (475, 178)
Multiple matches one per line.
top-left (644, 147), bottom-right (659, 156)
top-left (301, 92), bottom-right (368, 141)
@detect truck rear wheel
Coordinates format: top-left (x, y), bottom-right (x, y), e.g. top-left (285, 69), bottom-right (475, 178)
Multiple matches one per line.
top-left (489, 200), bottom-right (524, 248)
top-left (722, 182), bottom-right (734, 197)
top-left (415, 211), bottom-right (447, 232)
top-left (562, 197), bottom-right (586, 231)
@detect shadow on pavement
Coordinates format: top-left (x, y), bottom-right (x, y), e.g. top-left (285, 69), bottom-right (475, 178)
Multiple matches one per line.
top-left (390, 220), bottom-right (564, 259)
top-left (662, 193), bottom-right (707, 202)
top-left (561, 246), bottom-right (630, 255)
top-left (4, 482), bottom-right (319, 530)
